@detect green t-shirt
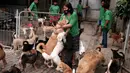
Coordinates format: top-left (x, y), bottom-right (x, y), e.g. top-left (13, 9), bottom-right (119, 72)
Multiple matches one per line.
top-left (59, 12), bottom-right (79, 37)
top-left (29, 2), bottom-right (38, 19)
top-left (77, 4), bottom-right (83, 13)
top-left (101, 10), bottom-right (112, 30)
top-left (99, 6), bottom-right (105, 20)
top-left (49, 5), bottom-right (60, 16)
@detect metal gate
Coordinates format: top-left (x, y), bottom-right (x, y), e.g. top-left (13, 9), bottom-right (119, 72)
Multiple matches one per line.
top-left (0, 9), bottom-right (16, 45)
top-left (16, 10), bottom-right (61, 40)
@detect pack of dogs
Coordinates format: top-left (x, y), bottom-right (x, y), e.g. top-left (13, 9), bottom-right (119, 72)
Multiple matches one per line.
top-left (0, 18), bottom-right (126, 73)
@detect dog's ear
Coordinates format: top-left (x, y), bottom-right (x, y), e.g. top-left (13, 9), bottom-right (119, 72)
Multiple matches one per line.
top-left (23, 41), bottom-right (29, 45)
top-left (96, 47), bottom-right (101, 52)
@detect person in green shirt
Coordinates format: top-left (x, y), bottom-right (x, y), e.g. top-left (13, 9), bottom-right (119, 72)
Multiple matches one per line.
top-left (57, 2), bottom-right (79, 70)
top-left (77, 1), bottom-right (83, 29)
top-left (101, 3), bottom-right (112, 48)
top-left (28, 0), bottom-right (38, 20)
top-left (94, 0), bottom-right (105, 35)
top-left (49, 0), bottom-right (60, 24)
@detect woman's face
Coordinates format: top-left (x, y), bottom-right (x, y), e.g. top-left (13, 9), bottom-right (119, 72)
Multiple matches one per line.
top-left (63, 5), bottom-right (69, 15)
top-left (63, 5), bottom-right (68, 11)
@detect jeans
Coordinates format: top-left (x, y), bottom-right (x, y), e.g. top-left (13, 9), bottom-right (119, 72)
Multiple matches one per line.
top-left (101, 28), bottom-right (108, 48)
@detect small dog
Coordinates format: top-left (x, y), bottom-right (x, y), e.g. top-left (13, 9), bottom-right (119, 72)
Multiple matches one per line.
top-left (2, 64), bottom-right (21, 73)
top-left (110, 32), bottom-right (125, 46)
top-left (19, 50), bottom-right (38, 71)
top-left (56, 61), bottom-right (72, 73)
top-left (105, 49), bottom-right (125, 73)
top-left (0, 44), bottom-right (7, 68)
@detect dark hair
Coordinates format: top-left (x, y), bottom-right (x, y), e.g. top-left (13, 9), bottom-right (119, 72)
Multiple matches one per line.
top-left (101, 0), bottom-right (105, 2)
top-left (53, 0), bottom-right (57, 3)
top-left (64, 2), bottom-right (74, 14)
top-left (104, 3), bottom-right (110, 9)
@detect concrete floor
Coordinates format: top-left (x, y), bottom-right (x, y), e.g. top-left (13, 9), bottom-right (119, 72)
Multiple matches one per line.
top-left (0, 21), bottom-right (129, 73)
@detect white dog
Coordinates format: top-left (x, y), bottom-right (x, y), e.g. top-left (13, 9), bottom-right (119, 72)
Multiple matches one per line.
top-left (36, 32), bottom-right (66, 68)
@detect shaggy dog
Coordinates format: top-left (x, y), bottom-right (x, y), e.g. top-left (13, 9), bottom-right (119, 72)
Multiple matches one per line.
top-left (76, 47), bottom-right (105, 73)
top-left (0, 44), bottom-right (7, 68)
top-left (56, 61), bottom-right (72, 73)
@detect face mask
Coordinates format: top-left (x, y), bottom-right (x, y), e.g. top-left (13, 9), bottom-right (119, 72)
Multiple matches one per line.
top-left (64, 10), bottom-right (69, 15)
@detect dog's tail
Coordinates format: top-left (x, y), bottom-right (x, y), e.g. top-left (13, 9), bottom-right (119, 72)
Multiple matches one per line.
top-left (96, 46), bottom-right (101, 52)
top-left (0, 44), bottom-right (3, 50)
top-left (36, 42), bottom-right (45, 53)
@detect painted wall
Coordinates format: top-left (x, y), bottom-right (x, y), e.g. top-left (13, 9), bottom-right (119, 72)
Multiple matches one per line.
top-left (69, 0), bottom-right (101, 20)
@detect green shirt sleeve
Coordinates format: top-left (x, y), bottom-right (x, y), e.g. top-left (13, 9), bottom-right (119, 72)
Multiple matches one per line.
top-left (69, 12), bottom-right (78, 26)
top-left (29, 2), bottom-right (34, 10)
top-left (49, 5), bottom-right (52, 12)
top-left (105, 12), bottom-right (110, 20)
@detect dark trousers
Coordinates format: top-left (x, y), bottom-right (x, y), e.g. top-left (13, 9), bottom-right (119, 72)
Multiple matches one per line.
top-left (63, 33), bottom-right (79, 68)
top-left (101, 28), bottom-right (108, 48)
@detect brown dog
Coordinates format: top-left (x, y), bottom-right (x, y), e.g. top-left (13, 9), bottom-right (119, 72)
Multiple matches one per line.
top-left (0, 44), bottom-right (7, 68)
top-left (44, 32), bottom-right (58, 55)
top-left (76, 47), bottom-right (105, 73)
top-left (56, 61), bottom-right (72, 73)
top-left (110, 32), bottom-right (124, 46)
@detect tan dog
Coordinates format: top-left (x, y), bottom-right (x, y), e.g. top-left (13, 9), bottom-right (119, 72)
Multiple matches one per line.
top-left (56, 61), bottom-right (72, 73)
top-left (45, 32), bottom-right (58, 55)
top-left (0, 44), bottom-right (7, 68)
top-left (76, 47), bottom-right (105, 73)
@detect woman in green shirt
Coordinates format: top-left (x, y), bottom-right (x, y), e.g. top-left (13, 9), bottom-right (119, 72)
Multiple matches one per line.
top-left (58, 2), bottom-right (79, 70)
top-left (49, 0), bottom-right (60, 24)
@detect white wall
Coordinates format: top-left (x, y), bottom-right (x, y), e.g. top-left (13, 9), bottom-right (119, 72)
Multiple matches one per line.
top-left (69, 0), bottom-right (101, 20)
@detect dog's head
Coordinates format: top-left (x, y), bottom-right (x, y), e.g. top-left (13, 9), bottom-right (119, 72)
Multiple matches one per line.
top-left (57, 32), bottom-right (66, 43)
top-left (56, 61), bottom-right (70, 72)
top-left (9, 64), bottom-right (21, 73)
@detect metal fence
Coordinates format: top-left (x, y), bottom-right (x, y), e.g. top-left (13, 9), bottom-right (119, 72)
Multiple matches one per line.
top-left (0, 9), bottom-right (15, 45)
top-left (16, 10), bottom-right (61, 39)
top-left (0, 6), bottom-right (26, 45)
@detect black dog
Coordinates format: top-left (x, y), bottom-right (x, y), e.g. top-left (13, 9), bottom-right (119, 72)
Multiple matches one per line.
top-left (21, 52), bottom-right (37, 71)
top-left (22, 41), bottom-right (34, 52)
top-left (105, 49), bottom-right (125, 73)
top-left (2, 64), bottom-right (21, 73)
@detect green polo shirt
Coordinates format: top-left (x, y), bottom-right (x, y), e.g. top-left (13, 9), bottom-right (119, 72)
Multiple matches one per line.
top-left (77, 4), bottom-right (83, 13)
top-left (29, 2), bottom-right (38, 20)
top-left (49, 5), bottom-right (60, 16)
top-left (59, 12), bottom-right (79, 37)
top-left (99, 6), bottom-right (105, 20)
top-left (101, 10), bottom-right (112, 30)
